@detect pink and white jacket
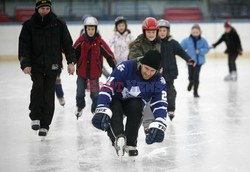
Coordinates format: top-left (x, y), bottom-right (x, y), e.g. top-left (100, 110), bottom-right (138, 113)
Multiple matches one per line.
top-left (109, 31), bottom-right (133, 64)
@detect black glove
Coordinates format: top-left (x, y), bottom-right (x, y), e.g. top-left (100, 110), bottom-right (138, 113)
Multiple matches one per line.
top-left (146, 117), bottom-right (167, 144)
top-left (187, 59), bottom-right (195, 67)
top-left (92, 106), bottom-right (112, 131)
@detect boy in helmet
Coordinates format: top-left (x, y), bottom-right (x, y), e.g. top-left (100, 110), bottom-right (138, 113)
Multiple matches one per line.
top-left (18, 0), bottom-right (76, 137)
top-left (128, 17), bottom-right (160, 60)
top-left (109, 16), bottom-right (133, 64)
top-left (73, 16), bottom-right (116, 119)
top-left (157, 19), bottom-right (195, 120)
top-left (92, 50), bottom-right (167, 157)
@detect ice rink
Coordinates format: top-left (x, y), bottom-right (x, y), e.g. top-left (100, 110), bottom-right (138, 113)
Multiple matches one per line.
top-left (0, 57), bottom-right (250, 172)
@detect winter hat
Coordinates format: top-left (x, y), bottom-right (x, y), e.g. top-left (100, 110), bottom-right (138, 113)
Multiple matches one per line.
top-left (191, 24), bottom-right (201, 31)
top-left (224, 21), bottom-right (232, 28)
top-left (36, 0), bottom-right (52, 9)
top-left (140, 50), bottom-right (161, 70)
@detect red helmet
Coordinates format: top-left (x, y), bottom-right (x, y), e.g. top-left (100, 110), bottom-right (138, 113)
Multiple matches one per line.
top-left (142, 17), bottom-right (158, 31)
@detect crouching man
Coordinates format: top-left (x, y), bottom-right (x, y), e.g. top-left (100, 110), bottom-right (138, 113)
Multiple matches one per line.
top-left (92, 50), bottom-right (168, 157)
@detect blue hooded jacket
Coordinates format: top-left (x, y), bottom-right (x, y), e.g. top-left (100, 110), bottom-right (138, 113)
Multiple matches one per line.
top-left (181, 35), bottom-right (209, 65)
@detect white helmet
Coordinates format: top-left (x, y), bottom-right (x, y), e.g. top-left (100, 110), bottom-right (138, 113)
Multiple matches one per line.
top-left (157, 19), bottom-right (170, 28)
top-left (84, 16), bottom-right (98, 26)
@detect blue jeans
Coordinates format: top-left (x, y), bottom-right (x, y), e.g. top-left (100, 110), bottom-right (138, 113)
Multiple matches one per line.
top-left (76, 76), bottom-right (99, 113)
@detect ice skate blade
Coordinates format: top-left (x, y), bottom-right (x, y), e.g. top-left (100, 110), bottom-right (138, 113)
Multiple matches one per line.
top-left (40, 136), bottom-right (46, 141)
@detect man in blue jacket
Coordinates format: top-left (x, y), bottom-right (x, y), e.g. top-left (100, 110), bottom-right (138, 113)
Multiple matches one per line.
top-left (92, 50), bottom-right (167, 157)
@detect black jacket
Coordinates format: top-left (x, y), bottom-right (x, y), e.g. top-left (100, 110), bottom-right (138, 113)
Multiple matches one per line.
top-left (161, 36), bottom-right (192, 81)
top-left (18, 11), bottom-right (76, 74)
top-left (213, 28), bottom-right (242, 54)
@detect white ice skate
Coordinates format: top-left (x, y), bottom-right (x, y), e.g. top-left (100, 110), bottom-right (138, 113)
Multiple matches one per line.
top-left (114, 134), bottom-right (127, 161)
top-left (38, 128), bottom-right (48, 141)
top-left (224, 73), bottom-right (232, 81)
top-left (58, 97), bottom-right (65, 107)
top-left (31, 120), bottom-right (40, 131)
top-left (230, 71), bottom-right (237, 81)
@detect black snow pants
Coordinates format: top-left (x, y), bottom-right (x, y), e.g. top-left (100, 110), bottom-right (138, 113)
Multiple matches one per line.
top-left (166, 80), bottom-right (176, 112)
top-left (29, 71), bottom-right (57, 130)
top-left (107, 98), bottom-right (143, 147)
top-left (228, 53), bottom-right (238, 73)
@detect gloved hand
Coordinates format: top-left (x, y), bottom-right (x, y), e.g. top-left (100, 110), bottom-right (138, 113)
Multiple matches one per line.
top-left (188, 59), bottom-right (196, 67)
top-left (92, 106), bottom-right (112, 131)
top-left (146, 117), bottom-right (167, 144)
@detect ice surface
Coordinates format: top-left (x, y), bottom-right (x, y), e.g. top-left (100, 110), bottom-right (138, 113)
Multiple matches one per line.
top-left (0, 57), bottom-right (250, 172)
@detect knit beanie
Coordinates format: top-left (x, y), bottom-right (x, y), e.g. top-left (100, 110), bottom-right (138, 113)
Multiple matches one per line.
top-left (36, 0), bottom-right (52, 9)
top-left (224, 21), bottom-right (232, 28)
top-left (140, 50), bottom-right (161, 70)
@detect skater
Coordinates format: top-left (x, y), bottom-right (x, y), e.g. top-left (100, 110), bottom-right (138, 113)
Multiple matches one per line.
top-left (18, 0), bottom-right (76, 137)
top-left (128, 17), bottom-right (160, 60)
top-left (109, 16), bottom-right (133, 64)
top-left (92, 50), bottom-right (167, 157)
top-left (80, 15), bottom-right (110, 79)
top-left (212, 21), bottom-right (243, 81)
top-left (73, 16), bottom-right (116, 119)
top-left (181, 24), bottom-right (209, 98)
top-left (157, 19), bottom-right (195, 120)
top-left (55, 74), bottom-right (65, 106)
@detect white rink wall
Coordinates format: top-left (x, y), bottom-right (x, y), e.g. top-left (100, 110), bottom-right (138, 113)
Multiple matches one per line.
top-left (0, 22), bottom-right (250, 57)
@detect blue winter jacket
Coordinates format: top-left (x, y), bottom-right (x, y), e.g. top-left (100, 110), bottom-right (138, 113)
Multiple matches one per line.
top-left (180, 36), bottom-right (209, 65)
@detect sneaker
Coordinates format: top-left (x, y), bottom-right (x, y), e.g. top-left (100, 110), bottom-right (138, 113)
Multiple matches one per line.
top-left (38, 128), bottom-right (48, 137)
top-left (75, 107), bottom-right (83, 120)
top-left (31, 120), bottom-right (40, 130)
top-left (125, 146), bottom-right (138, 157)
top-left (58, 97), bottom-right (65, 106)
top-left (168, 111), bottom-right (175, 121)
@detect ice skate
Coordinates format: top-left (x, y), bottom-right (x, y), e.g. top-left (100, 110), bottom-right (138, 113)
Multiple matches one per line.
top-left (58, 97), bottom-right (65, 107)
top-left (125, 146), bottom-right (138, 161)
top-left (75, 107), bottom-right (83, 120)
top-left (224, 73), bottom-right (232, 81)
top-left (114, 134), bottom-right (127, 160)
top-left (38, 128), bottom-right (48, 141)
top-left (187, 81), bottom-right (193, 91)
top-left (168, 111), bottom-right (175, 121)
top-left (31, 120), bottom-right (40, 131)
top-left (230, 71), bottom-right (237, 81)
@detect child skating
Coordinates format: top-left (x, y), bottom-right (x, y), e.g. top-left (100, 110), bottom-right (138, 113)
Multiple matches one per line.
top-left (73, 16), bottom-right (116, 119)
top-left (181, 24), bottom-right (209, 98)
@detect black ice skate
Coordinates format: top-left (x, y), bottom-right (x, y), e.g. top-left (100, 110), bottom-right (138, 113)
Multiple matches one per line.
top-left (114, 134), bottom-right (127, 159)
top-left (168, 111), bottom-right (175, 121)
top-left (75, 107), bottom-right (83, 120)
top-left (125, 146), bottom-right (138, 157)
top-left (38, 128), bottom-right (48, 141)
top-left (58, 97), bottom-right (65, 107)
top-left (31, 120), bottom-right (40, 131)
